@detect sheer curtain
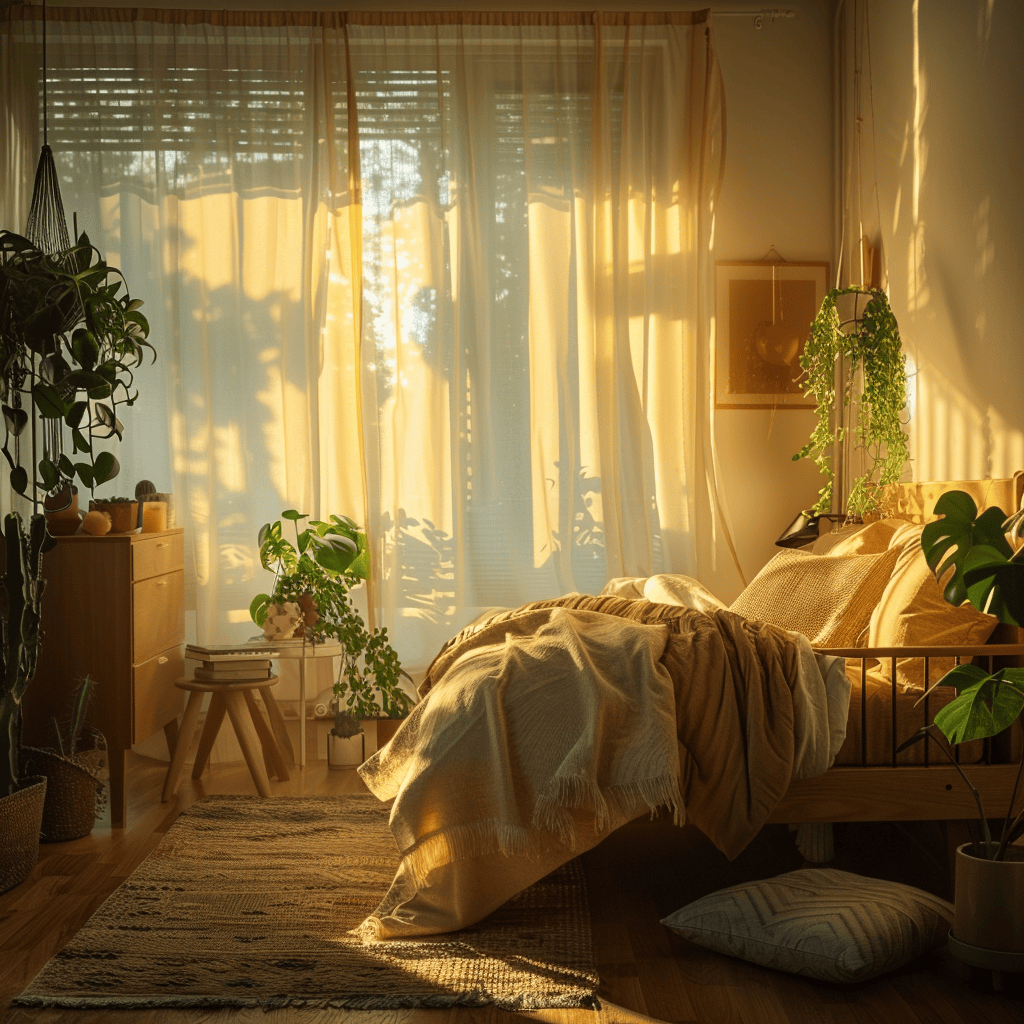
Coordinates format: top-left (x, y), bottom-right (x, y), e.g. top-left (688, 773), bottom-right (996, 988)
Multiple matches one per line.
top-left (2, 8), bottom-right (724, 675)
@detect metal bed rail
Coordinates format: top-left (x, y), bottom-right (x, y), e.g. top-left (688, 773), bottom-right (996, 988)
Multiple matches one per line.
top-left (812, 643), bottom-right (1024, 768)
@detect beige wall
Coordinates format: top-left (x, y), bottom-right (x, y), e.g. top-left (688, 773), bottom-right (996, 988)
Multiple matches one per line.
top-left (709, 0), bottom-right (1024, 596)
top-left (857, 0), bottom-right (1024, 485)
top-left (703, 0), bottom-right (835, 599)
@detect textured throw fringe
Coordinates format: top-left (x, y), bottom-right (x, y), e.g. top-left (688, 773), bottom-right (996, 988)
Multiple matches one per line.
top-left (790, 821), bottom-right (835, 862)
top-left (533, 772), bottom-right (684, 841)
top-left (533, 773), bottom-right (609, 843)
top-left (395, 818), bottom-right (539, 890)
top-left (607, 773), bottom-right (685, 828)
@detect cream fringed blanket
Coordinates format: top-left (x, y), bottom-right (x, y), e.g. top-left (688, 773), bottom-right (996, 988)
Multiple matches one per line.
top-left (357, 598), bottom-right (845, 938)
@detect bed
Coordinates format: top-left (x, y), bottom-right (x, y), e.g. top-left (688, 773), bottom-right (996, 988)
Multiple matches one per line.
top-left (355, 474), bottom-right (1024, 938)
top-left (771, 473), bottom-right (1024, 825)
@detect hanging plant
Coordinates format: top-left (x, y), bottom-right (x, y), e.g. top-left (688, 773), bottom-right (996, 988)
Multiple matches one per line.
top-left (793, 287), bottom-right (910, 517)
top-left (0, 229), bottom-right (154, 804)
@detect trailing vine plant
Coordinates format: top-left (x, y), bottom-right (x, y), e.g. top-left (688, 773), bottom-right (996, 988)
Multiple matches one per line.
top-left (793, 287), bottom-right (910, 517)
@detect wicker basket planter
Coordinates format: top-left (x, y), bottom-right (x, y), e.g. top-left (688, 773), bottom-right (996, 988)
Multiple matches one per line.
top-left (0, 775), bottom-right (47, 894)
top-left (19, 741), bottom-right (107, 843)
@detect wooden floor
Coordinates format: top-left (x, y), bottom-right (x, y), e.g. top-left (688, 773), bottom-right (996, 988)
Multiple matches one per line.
top-left (1, 753), bottom-right (1022, 1024)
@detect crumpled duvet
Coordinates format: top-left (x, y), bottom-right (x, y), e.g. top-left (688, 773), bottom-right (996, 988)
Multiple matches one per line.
top-left (358, 595), bottom-right (848, 894)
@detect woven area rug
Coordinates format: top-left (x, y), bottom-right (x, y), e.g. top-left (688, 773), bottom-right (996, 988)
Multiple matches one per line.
top-left (14, 794), bottom-right (599, 1011)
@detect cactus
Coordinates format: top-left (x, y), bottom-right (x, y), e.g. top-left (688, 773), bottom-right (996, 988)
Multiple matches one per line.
top-left (0, 513), bottom-right (53, 796)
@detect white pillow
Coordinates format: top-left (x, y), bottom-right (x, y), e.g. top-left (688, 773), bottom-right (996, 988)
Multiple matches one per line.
top-left (661, 868), bottom-right (953, 983)
top-left (599, 576), bottom-right (648, 600)
top-left (600, 574), bottom-right (725, 614)
top-left (642, 574), bottom-right (726, 613)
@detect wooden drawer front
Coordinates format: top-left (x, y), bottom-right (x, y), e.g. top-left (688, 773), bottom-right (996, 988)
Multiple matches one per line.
top-left (133, 570), bottom-right (185, 663)
top-left (132, 531), bottom-right (184, 581)
top-left (133, 646), bottom-right (185, 744)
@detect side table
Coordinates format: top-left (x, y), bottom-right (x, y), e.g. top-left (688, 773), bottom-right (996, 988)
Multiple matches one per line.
top-left (270, 639), bottom-right (342, 766)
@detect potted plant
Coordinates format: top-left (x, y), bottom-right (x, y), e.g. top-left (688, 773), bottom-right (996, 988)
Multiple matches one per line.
top-left (43, 483), bottom-right (80, 535)
top-left (374, 669), bottom-right (417, 749)
top-left (0, 228), bottom-right (153, 891)
top-left (250, 510), bottom-right (413, 764)
top-left (87, 494), bottom-right (139, 534)
top-left (19, 675), bottom-right (106, 842)
top-left (793, 287), bottom-right (910, 517)
top-left (898, 490), bottom-right (1024, 960)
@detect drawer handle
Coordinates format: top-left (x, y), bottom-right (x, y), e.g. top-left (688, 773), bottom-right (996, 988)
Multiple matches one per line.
top-left (158, 656), bottom-right (168, 665)
top-left (156, 579), bottom-right (168, 588)
top-left (156, 542), bottom-right (169, 549)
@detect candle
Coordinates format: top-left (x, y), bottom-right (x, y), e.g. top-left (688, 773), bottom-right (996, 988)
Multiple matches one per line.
top-left (142, 500), bottom-right (168, 533)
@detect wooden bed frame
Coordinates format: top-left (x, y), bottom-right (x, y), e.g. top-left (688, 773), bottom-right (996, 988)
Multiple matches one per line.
top-left (770, 473), bottom-right (1024, 825)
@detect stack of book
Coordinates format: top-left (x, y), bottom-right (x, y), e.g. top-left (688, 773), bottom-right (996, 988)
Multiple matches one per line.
top-left (185, 643), bottom-right (280, 683)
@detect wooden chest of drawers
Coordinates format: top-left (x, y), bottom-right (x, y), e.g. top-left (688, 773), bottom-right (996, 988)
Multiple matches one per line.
top-left (24, 528), bottom-right (186, 827)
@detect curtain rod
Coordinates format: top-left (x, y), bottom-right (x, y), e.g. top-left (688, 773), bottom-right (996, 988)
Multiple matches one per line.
top-left (716, 9), bottom-right (796, 28)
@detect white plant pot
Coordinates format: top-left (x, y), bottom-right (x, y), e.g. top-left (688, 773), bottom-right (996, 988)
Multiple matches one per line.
top-left (953, 841), bottom-right (1024, 954)
top-left (327, 730), bottom-right (365, 770)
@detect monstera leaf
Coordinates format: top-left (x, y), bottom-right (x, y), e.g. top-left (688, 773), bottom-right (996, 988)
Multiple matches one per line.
top-left (896, 665), bottom-right (1024, 755)
top-left (920, 491), bottom-right (1013, 607)
top-left (931, 664), bottom-right (1024, 744)
top-left (960, 544), bottom-right (1024, 627)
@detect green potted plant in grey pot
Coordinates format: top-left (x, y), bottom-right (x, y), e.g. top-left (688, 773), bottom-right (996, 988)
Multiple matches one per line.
top-left (0, 228), bottom-right (153, 891)
top-left (250, 510), bottom-right (413, 768)
top-left (898, 490), bottom-right (1024, 965)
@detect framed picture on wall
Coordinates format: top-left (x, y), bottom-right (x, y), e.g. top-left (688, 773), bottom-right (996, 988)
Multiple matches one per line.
top-left (714, 260), bottom-right (829, 409)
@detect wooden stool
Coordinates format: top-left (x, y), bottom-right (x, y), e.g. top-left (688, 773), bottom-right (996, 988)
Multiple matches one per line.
top-left (163, 675), bottom-right (293, 801)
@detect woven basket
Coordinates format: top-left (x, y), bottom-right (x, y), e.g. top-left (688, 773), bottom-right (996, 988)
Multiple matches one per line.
top-left (0, 775), bottom-right (47, 894)
top-left (19, 735), bottom-right (107, 843)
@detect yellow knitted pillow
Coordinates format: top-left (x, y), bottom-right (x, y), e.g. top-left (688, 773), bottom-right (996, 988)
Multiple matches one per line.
top-left (730, 548), bottom-right (899, 647)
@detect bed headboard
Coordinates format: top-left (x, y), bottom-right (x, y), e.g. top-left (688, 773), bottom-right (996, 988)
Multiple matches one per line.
top-left (884, 471), bottom-right (1024, 524)
top-left (882, 471), bottom-right (1023, 645)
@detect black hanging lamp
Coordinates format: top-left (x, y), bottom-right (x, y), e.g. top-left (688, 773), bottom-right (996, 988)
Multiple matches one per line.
top-left (24, 0), bottom-right (71, 256)
top-left (774, 511), bottom-right (859, 549)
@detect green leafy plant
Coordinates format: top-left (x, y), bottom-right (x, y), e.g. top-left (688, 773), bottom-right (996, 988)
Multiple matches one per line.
top-left (0, 230), bottom-right (153, 799)
top-left (250, 510), bottom-right (412, 722)
top-left (793, 287), bottom-right (910, 517)
top-left (0, 230), bottom-right (154, 500)
top-left (898, 491), bottom-right (1024, 860)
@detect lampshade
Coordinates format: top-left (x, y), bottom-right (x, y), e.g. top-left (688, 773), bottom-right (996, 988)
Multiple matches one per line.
top-left (775, 511), bottom-right (822, 549)
top-left (775, 512), bottom-right (856, 549)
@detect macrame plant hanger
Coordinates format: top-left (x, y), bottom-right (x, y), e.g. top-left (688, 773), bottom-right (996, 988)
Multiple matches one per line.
top-left (24, 0), bottom-right (70, 256)
top-left (23, 0), bottom-right (74, 505)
